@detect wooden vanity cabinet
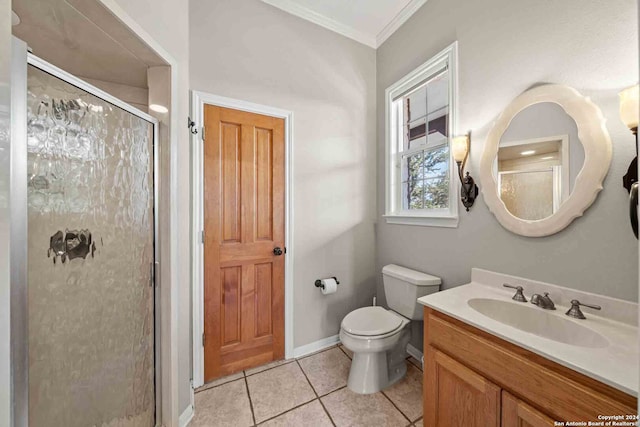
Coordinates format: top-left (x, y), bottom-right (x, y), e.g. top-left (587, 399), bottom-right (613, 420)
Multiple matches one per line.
top-left (502, 391), bottom-right (555, 427)
top-left (423, 307), bottom-right (637, 427)
top-left (425, 349), bottom-right (500, 427)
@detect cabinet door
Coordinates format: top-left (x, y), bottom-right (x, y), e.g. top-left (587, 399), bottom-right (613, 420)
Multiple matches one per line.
top-left (425, 347), bottom-right (500, 427)
top-left (502, 391), bottom-right (555, 427)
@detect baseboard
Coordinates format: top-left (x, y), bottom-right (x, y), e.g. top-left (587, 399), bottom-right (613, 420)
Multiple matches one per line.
top-left (178, 403), bottom-right (194, 427)
top-left (293, 334), bottom-right (340, 358)
top-left (406, 343), bottom-right (423, 363)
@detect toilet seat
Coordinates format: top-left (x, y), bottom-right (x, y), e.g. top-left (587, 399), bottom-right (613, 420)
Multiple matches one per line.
top-left (341, 306), bottom-right (405, 337)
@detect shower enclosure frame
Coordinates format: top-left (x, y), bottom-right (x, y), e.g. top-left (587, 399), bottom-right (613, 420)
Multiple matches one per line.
top-left (11, 38), bottom-right (162, 425)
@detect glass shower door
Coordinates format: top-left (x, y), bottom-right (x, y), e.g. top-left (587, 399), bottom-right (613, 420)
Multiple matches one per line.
top-left (26, 63), bottom-right (156, 426)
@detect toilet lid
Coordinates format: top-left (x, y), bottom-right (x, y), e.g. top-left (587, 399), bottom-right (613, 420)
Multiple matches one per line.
top-left (341, 307), bottom-right (403, 336)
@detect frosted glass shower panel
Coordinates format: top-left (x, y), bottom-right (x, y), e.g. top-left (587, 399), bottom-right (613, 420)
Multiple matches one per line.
top-left (27, 65), bottom-right (155, 426)
top-left (500, 170), bottom-right (554, 220)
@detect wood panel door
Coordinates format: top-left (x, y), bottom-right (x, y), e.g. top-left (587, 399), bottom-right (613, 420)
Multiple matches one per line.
top-left (502, 392), bottom-right (555, 427)
top-left (203, 105), bottom-right (285, 382)
top-left (425, 347), bottom-right (500, 427)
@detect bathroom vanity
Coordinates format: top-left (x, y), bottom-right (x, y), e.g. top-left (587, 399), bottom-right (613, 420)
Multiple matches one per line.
top-left (418, 269), bottom-right (638, 426)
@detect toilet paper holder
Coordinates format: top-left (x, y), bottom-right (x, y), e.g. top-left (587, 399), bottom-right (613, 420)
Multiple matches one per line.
top-left (314, 277), bottom-right (340, 289)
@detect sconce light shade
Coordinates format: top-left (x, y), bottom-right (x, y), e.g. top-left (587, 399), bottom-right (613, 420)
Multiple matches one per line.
top-left (621, 84), bottom-right (640, 195)
top-left (620, 85), bottom-right (640, 238)
top-left (452, 132), bottom-right (477, 212)
top-left (619, 85), bottom-right (639, 131)
top-left (452, 135), bottom-right (469, 163)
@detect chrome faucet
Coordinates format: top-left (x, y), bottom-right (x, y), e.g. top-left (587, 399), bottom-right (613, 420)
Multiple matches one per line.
top-left (531, 292), bottom-right (555, 310)
top-left (503, 283), bottom-right (527, 302)
top-left (566, 299), bottom-right (601, 319)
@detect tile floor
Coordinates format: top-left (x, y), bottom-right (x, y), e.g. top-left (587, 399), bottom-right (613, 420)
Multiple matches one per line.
top-left (191, 345), bottom-right (424, 427)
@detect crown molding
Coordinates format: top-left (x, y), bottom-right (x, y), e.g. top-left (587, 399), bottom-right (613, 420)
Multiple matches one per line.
top-left (376, 0), bottom-right (427, 47)
top-left (261, 0), bottom-right (377, 48)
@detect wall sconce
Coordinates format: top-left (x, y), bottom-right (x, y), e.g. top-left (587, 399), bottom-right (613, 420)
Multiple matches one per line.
top-left (452, 133), bottom-right (478, 212)
top-left (619, 84), bottom-right (639, 239)
top-left (620, 84), bottom-right (638, 193)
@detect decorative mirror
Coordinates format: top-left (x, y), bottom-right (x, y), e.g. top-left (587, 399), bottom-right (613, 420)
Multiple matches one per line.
top-left (480, 85), bottom-right (612, 237)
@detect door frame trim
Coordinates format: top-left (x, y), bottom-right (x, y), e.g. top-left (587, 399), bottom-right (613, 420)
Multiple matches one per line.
top-left (190, 91), bottom-right (294, 388)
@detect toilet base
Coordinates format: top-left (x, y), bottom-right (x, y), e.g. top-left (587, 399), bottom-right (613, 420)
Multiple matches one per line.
top-left (343, 326), bottom-right (410, 394)
top-left (347, 352), bottom-right (387, 394)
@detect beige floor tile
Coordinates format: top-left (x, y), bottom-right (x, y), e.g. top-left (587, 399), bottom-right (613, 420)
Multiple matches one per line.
top-left (338, 344), bottom-right (353, 359)
top-left (298, 344), bottom-right (340, 359)
top-left (383, 363), bottom-right (423, 421)
top-left (408, 356), bottom-right (423, 371)
top-left (414, 418), bottom-right (423, 427)
top-left (298, 347), bottom-right (351, 395)
top-left (321, 387), bottom-right (408, 427)
top-left (247, 362), bottom-right (316, 423)
top-left (259, 400), bottom-right (333, 427)
top-left (245, 358), bottom-right (293, 376)
top-left (196, 371), bottom-right (244, 393)
top-left (191, 378), bottom-right (253, 427)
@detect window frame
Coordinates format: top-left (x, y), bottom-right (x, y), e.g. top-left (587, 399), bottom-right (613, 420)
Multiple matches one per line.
top-left (384, 42), bottom-right (459, 227)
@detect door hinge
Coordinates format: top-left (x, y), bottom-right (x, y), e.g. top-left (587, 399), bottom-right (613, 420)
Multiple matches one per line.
top-left (201, 230), bottom-right (205, 244)
top-left (201, 126), bottom-right (206, 141)
top-left (202, 333), bottom-right (205, 347)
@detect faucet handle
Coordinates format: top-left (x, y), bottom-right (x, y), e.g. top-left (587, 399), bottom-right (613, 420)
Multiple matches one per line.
top-left (566, 299), bottom-right (601, 319)
top-left (574, 300), bottom-right (601, 310)
top-left (503, 283), bottom-right (527, 303)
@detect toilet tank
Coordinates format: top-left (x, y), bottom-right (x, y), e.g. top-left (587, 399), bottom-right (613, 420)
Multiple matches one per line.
top-left (382, 264), bottom-right (441, 320)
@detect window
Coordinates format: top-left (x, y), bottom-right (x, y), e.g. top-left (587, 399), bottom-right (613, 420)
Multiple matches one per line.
top-left (384, 42), bottom-right (458, 227)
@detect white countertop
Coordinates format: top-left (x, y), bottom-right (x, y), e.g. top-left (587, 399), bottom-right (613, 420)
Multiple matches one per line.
top-left (417, 269), bottom-right (638, 397)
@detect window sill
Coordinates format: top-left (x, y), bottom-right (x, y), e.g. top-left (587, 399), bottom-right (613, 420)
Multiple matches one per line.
top-left (383, 214), bottom-right (459, 228)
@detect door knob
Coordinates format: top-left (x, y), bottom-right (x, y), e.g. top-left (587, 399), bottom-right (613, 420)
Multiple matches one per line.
top-left (273, 247), bottom-right (283, 256)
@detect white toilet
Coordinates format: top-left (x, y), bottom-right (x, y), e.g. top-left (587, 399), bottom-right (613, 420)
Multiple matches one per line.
top-left (340, 264), bottom-right (441, 394)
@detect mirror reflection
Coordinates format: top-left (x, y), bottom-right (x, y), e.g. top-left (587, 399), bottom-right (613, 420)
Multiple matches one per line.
top-left (496, 102), bottom-right (584, 220)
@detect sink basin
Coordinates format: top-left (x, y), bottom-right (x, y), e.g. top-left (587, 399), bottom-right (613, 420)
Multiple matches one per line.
top-left (467, 298), bottom-right (609, 348)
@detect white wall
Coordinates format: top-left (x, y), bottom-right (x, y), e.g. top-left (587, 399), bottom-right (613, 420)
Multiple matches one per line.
top-left (189, 0), bottom-right (378, 349)
top-left (376, 0), bottom-right (639, 350)
top-left (98, 0), bottom-right (192, 422)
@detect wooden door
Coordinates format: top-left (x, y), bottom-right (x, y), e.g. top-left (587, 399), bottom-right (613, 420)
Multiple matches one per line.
top-left (502, 391), bottom-right (555, 427)
top-left (424, 347), bottom-right (500, 427)
top-left (203, 105), bottom-right (285, 382)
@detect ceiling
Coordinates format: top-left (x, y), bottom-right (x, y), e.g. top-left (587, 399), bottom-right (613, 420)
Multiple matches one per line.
top-left (261, 0), bottom-right (427, 48)
top-left (12, 0), bottom-right (166, 88)
top-left (498, 140), bottom-right (562, 161)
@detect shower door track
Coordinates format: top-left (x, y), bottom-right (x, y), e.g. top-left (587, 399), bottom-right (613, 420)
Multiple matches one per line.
top-left (28, 54), bottom-right (159, 125)
top-left (15, 48), bottom-right (161, 425)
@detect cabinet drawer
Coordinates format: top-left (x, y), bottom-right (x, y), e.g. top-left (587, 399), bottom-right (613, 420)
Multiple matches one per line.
top-left (424, 308), bottom-right (636, 422)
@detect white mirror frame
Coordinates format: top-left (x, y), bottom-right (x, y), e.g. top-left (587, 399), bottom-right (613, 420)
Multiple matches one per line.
top-left (480, 84), bottom-right (612, 237)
